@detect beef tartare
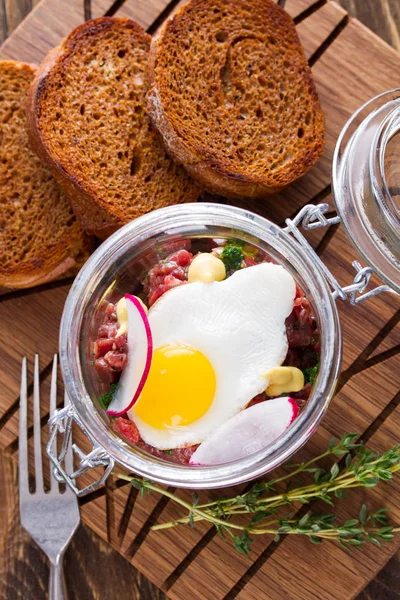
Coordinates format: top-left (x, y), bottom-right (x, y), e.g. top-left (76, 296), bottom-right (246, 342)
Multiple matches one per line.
top-left (92, 239), bottom-right (320, 466)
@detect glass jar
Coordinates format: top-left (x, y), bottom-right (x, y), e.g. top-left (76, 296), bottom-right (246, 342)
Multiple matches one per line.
top-left (52, 203), bottom-right (341, 493)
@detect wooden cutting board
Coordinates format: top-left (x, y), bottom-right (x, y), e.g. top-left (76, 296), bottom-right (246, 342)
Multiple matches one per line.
top-left (1, 1), bottom-right (400, 599)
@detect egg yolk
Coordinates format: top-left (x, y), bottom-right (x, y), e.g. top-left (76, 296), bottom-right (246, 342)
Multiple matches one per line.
top-left (133, 344), bottom-right (216, 429)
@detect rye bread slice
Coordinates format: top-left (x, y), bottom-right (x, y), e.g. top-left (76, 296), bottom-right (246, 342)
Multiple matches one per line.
top-left (147, 0), bottom-right (325, 199)
top-left (26, 18), bottom-right (202, 238)
top-left (0, 60), bottom-right (88, 289)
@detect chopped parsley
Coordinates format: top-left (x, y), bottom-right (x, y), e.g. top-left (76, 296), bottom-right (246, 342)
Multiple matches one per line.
top-left (99, 383), bottom-right (119, 411)
top-left (221, 244), bottom-right (245, 272)
top-left (164, 449), bottom-right (173, 455)
top-left (303, 363), bottom-right (320, 386)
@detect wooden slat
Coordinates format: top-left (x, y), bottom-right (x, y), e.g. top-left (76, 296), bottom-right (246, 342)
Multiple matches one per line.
top-left (117, 483), bottom-right (168, 555)
top-left (90, 0), bottom-right (121, 18)
top-left (1, 0), bottom-right (89, 61)
top-left (80, 494), bottom-right (108, 541)
top-left (324, 359), bottom-right (399, 436)
top-left (0, 286), bottom-right (69, 410)
top-left (111, 0), bottom-right (171, 29)
top-left (369, 324), bottom-right (400, 359)
top-left (164, 436), bottom-right (335, 600)
top-left (0, 368), bottom-right (55, 451)
top-left (130, 489), bottom-right (212, 586)
top-left (135, 437), bottom-right (330, 594)
top-left (297, 1), bottom-right (348, 60)
top-left (4, 0), bottom-right (31, 32)
top-left (0, 451), bottom-right (17, 558)
top-left (0, 3), bottom-right (8, 44)
top-left (339, 0), bottom-right (400, 51)
top-left (285, 0), bottom-right (322, 20)
top-left (313, 15), bottom-right (400, 151)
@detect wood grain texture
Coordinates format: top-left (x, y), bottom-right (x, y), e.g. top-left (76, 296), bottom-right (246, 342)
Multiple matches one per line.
top-left (5, 0), bottom-right (31, 32)
top-left (297, 1), bottom-right (348, 61)
top-left (0, 1), bottom-right (400, 599)
top-left (339, 0), bottom-right (400, 51)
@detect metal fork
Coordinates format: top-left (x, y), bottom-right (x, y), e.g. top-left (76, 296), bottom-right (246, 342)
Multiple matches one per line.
top-left (19, 355), bottom-right (80, 600)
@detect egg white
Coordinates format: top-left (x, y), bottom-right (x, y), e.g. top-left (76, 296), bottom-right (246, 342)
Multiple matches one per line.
top-left (129, 262), bottom-right (296, 449)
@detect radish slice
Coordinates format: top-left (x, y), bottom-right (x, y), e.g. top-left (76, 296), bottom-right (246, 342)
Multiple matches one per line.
top-left (189, 397), bottom-right (299, 466)
top-left (107, 294), bottom-right (153, 416)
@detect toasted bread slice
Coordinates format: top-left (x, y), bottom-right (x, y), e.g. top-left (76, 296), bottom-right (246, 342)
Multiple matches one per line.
top-left (26, 18), bottom-right (202, 238)
top-left (147, 0), bottom-right (325, 199)
top-left (0, 60), bottom-right (89, 289)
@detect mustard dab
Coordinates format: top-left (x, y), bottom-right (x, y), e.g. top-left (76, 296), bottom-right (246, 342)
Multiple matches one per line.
top-left (116, 296), bottom-right (148, 336)
top-left (264, 366), bottom-right (305, 397)
top-left (188, 252), bottom-right (226, 283)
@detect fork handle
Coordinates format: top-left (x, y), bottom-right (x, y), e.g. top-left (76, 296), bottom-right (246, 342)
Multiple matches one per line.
top-left (49, 555), bottom-right (68, 600)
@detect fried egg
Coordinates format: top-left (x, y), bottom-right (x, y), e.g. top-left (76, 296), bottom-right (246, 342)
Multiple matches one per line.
top-left (129, 262), bottom-right (295, 449)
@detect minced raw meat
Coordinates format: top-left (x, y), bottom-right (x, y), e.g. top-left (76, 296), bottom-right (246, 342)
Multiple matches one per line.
top-left (94, 303), bottom-right (128, 384)
top-left (144, 248), bottom-right (193, 306)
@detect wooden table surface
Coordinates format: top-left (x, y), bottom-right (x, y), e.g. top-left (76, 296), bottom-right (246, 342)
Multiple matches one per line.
top-left (0, 1), bottom-right (399, 599)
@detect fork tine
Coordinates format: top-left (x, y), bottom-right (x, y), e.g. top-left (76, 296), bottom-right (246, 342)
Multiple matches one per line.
top-left (33, 354), bottom-right (44, 492)
top-left (19, 357), bottom-right (29, 495)
top-left (64, 390), bottom-right (74, 475)
top-left (49, 354), bottom-right (58, 491)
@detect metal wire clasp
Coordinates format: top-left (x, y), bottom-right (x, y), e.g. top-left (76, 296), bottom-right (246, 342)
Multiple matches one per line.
top-left (284, 203), bottom-right (398, 305)
top-left (47, 405), bottom-right (115, 497)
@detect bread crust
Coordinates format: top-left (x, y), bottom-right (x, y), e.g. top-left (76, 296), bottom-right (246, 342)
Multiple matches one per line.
top-left (0, 256), bottom-right (76, 289)
top-left (0, 59), bottom-right (89, 289)
top-left (26, 29), bottom-right (123, 238)
top-left (147, 0), bottom-right (325, 199)
top-left (26, 17), bottom-right (201, 239)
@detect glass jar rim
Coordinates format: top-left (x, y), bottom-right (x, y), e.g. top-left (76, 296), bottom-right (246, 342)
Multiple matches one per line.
top-left (59, 203), bottom-right (341, 488)
top-left (375, 103), bottom-right (400, 237)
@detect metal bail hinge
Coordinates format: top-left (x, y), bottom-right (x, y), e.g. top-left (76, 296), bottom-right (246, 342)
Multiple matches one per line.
top-left (286, 202), bottom-right (341, 230)
top-left (47, 405), bottom-right (115, 497)
top-left (284, 203), bottom-right (398, 305)
top-left (332, 261), bottom-right (398, 305)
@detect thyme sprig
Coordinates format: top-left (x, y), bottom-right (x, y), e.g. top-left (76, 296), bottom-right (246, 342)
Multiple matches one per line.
top-left (114, 434), bottom-right (400, 556)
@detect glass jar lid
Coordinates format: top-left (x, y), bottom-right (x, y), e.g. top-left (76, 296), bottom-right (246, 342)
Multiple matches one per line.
top-left (332, 89), bottom-right (400, 294)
